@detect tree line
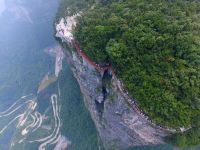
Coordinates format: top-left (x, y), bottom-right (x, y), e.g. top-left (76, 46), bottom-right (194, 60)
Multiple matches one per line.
top-left (57, 0), bottom-right (200, 147)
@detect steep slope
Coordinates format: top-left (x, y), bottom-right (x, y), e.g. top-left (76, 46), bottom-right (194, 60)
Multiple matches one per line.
top-left (56, 0), bottom-right (200, 148)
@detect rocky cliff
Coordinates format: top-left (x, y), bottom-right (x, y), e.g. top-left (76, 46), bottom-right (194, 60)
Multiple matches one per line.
top-left (56, 16), bottom-right (171, 150)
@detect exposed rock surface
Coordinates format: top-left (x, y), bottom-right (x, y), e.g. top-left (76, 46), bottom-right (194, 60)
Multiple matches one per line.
top-left (56, 16), bottom-right (171, 149)
top-left (63, 49), bottom-right (170, 149)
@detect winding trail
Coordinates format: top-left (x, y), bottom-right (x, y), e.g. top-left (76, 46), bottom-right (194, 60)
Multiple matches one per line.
top-left (0, 96), bottom-right (37, 136)
top-left (38, 94), bottom-right (61, 150)
top-left (0, 92), bottom-right (66, 149)
top-left (0, 100), bottom-right (34, 118)
top-left (28, 94), bottom-right (62, 150)
top-left (22, 111), bottom-right (42, 135)
top-left (32, 112), bottom-right (43, 132)
top-left (0, 93), bottom-right (64, 149)
top-left (18, 101), bottom-right (37, 127)
top-left (0, 94), bottom-right (33, 116)
top-left (0, 114), bottom-right (23, 135)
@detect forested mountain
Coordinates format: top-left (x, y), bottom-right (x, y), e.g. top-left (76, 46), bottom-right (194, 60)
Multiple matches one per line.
top-left (57, 0), bottom-right (200, 147)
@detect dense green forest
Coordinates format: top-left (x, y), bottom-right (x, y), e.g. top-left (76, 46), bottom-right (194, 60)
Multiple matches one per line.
top-left (56, 0), bottom-right (94, 20)
top-left (57, 0), bottom-right (200, 147)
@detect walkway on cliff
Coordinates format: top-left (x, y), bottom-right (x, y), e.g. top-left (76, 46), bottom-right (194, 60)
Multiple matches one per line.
top-left (70, 39), bottom-right (176, 133)
top-left (71, 40), bottom-right (111, 72)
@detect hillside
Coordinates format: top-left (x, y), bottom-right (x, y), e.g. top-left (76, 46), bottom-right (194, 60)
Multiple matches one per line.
top-left (57, 0), bottom-right (200, 147)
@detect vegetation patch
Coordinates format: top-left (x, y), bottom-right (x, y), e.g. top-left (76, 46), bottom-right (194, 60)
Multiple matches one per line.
top-left (57, 0), bottom-right (200, 147)
top-left (74, 0), bottom-right (200, 128)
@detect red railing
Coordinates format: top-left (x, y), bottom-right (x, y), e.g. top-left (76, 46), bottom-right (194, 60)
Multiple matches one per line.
top-left (71, 39), bottom-right (111, 72)
top-left (70, 39), bottom-right (174, 132)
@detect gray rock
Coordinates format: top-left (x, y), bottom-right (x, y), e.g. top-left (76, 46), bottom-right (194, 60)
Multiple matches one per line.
top-left (64, 48), bottom-right (170, 150)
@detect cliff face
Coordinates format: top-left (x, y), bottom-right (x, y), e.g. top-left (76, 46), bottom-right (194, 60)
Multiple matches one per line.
top-left (63, 49), bottom-right (169, 149)
top-left (56, 16), bottom-right (170, 149)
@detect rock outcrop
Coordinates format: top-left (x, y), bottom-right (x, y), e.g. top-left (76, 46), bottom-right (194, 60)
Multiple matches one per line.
top-left (64, 49), bottom-right (170, 149)
top-left (56, 16), bottom-right (171, 149)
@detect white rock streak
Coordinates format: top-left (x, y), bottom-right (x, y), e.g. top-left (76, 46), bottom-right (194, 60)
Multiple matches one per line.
top-left (44, 46), bottom-right (65, 77)
top-left (56, 14), bottom-right (79, 42)
top-left (55, 47), bottom-right (65, 77)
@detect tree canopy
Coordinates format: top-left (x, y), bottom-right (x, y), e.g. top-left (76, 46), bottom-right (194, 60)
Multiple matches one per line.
top-left (74, 0), bottom-right (200, 128)
top-left (57, 0), bottom-right (200, 147)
